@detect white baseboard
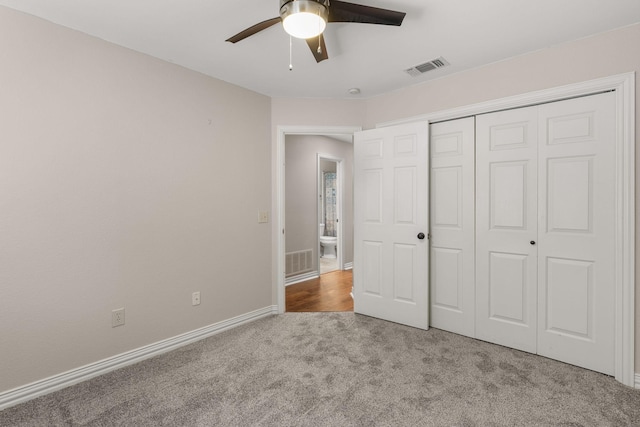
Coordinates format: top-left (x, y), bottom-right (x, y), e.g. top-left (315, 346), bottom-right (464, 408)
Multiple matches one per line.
top-left (344, 262), bottom-right (353, 270)
top-left (0, 305), bottom-right (278, 411)
top-left (285, 270), bottom-right (319, 286)
top-left (635, 373), bottom-right (640, 389)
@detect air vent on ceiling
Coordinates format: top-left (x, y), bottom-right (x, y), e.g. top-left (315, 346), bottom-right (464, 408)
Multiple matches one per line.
top-left (405, 57), bottom-right (449, 77)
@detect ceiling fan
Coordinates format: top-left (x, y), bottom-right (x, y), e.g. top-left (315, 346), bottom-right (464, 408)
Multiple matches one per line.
top-left (225, 0), bottom-right (406, 63)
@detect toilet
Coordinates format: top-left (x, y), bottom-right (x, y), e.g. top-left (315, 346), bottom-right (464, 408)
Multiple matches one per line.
top-left (319, 223), bottom-right (337, 258)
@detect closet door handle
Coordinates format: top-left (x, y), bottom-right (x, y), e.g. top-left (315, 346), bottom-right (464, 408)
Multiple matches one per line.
top-left (417, 233), bottom-right (425, 240)
top-left (530, 240), bottom-right (536, 245)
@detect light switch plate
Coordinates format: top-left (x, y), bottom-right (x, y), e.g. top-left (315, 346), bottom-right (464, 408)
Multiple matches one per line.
top-left (258, 210), bottom-right (269, 224)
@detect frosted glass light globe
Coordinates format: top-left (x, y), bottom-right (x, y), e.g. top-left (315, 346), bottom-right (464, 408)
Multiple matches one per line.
top-left (283, 12), bottom-right (326, 39)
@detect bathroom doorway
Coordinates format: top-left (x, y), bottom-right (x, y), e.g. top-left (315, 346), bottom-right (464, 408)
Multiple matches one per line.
top-left (318, 155), bottom-right (341, 275)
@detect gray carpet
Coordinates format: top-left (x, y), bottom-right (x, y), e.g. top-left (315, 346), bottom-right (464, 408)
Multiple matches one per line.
top-left (1, 312), bottom-right (639, 426)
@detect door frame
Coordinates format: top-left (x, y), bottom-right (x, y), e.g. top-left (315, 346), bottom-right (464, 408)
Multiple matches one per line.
top-left (275, 126), bottom-right (361, 314)
top-left (317, 154), bottom-right (344, 272)
top-left (378, 72), bottom-right (635, 387)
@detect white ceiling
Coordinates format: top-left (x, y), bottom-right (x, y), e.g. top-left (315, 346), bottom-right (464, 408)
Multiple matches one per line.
top-left (1, 0), bottom-right (639, 99)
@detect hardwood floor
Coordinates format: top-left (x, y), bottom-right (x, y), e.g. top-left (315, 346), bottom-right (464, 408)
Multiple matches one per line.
top-left (286, 269), bottom-right (353, 312)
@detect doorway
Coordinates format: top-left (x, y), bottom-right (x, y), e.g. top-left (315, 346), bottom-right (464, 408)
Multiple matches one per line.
top-left (318, 156), bottom-right (340, 275)
top-left (278, 127), bottom-right (360, 312)
top-left (428, 93), bottom-right (618, 375)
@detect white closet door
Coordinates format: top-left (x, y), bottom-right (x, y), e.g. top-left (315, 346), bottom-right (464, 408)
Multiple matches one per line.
top-left (429, 117), bottom-right (476, 337)
top-left (537, 92), bottom-right (616, 375)
top-left (353, 122), bottom-right (430, 329)
top-left (476, 106), bottom-right (539, 353)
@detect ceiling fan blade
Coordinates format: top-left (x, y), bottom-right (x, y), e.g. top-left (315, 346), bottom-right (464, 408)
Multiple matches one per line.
top-left (328, 0), bottom-right (406, 26)
top-left (226, 17), bottom-right (281, 43)
top-left (306, 36), bottom-right (329, 63)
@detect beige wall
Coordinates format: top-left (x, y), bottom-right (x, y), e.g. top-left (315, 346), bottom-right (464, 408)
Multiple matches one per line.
top-left (271, 98), bottom-right (366, 128)
top-left (363, 23), bottom-right (640, 373)
top-left (364, 23), bottom-right (640, 129)
top-left (0, 7), bottom-right (272, 393)
top-left (285, 135), bottom-right (354, 273)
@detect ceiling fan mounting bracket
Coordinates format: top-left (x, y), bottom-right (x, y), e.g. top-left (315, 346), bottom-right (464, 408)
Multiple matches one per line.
top-left (280, 0), bottom-right (331, 15)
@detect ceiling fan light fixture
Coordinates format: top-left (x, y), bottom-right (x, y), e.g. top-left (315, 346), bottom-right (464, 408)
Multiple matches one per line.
top-left (280, 0), bottom-right (329, 39)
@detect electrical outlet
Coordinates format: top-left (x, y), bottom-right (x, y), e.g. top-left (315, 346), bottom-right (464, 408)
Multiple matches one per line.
top-left (258, 210), bottom-right (269, 224)
top-left (112, 308), bottom-right (125, 327)
top-left (192, 291), bottom-right (201, 306)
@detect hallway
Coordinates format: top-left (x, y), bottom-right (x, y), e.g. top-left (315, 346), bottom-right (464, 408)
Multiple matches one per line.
top-left (286, 270), bottom-right (353, 312)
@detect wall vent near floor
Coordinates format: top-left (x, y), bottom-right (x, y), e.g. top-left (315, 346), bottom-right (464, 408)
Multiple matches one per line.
top-left (285, 249), bottom-right (313, 276)
top-left (405, 57), bottom-right (449, 77)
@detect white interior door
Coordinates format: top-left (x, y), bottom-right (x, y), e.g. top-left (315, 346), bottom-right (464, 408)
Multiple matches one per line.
top-left (353, 122), bottom-right (429, 329)
top-left (429, 117), bottom-right (476, 337)
top-left (536, 92), bottom-right (616, 375)
top-left (475, 106), bottom-right (539, 353)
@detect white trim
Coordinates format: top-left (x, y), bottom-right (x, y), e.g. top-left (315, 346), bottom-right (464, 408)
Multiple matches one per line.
top-left (377, 72), bottom-right (635, 388)
top-left (614, 73), bottom-right (636, 389)
top-left (0, 306), bottom-right (277, 411)
top-left (285, 271), bottom-right (319, 286)
top-left (276, 126), bottom-right (361, 314)
top-left (344, 262), bottom-right (353, 270)
top-left (635, 373), bottom-right (640, 389)
top-left (378, 73), bottom-right (634, 128)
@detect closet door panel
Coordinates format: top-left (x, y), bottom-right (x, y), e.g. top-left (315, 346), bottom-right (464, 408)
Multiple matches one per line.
top-left (537, 92), bottom-right (616, 375)
top-left (476, 107), bottom-right (538, 353)
top-left (429, 117), bottom-right (475, 337)
top-left (433, 91), bottom-right (618, 377)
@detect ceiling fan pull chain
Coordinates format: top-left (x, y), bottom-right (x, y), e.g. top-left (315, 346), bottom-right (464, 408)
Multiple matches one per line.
top-left (289, 35), bottom-right (293, 71)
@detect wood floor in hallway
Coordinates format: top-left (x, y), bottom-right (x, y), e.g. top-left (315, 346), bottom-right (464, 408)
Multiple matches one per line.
top-left (286, 269), bottom-right (353, 312)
